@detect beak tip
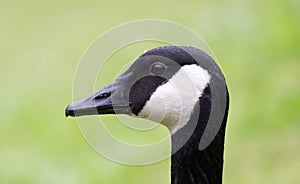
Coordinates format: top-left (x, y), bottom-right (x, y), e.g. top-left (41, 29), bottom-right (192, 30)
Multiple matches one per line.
top-left (65, 105), bottom-right (73, 117)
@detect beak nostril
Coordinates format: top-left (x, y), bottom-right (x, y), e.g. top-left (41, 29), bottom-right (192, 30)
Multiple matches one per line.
top-left (94, 92), bottom-right (111, 100)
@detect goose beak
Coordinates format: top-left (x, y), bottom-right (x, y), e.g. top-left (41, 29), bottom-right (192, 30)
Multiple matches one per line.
top-left (65, 82), bottom-right (131, 117)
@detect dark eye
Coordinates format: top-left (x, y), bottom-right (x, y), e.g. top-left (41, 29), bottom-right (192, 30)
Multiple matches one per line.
top-left (94, 92), bottom-right (111, 100)
top-left (150, 63), bottom-right (166, 75)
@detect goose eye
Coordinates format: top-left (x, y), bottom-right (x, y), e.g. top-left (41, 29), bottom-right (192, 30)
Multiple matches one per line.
top-left (150, 63), bottom-right (166, 75)
top-left (94, 92), bottom-right (111, 100)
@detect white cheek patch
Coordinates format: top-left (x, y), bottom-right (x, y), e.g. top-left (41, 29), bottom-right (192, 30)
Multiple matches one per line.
top-left (138, 64), bottom-right (211, 134)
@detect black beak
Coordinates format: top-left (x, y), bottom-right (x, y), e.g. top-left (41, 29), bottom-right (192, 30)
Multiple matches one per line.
top-left (65, 82), bottom-right (131, 117)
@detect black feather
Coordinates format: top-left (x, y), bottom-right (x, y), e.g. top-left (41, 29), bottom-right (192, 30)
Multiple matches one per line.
top-left (171, 86), bottom-right (229, 184)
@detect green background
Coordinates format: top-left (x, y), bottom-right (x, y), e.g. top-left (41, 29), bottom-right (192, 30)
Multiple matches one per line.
top-left (1, 0), bottom-right (299, 183)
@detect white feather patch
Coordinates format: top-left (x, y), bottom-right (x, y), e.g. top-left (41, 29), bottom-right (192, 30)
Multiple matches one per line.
top-left (138, 64), bottom-right (211, 134)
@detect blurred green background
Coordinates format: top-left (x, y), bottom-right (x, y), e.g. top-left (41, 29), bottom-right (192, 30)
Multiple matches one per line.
top-left (1, 0), bottom-right (300, 183)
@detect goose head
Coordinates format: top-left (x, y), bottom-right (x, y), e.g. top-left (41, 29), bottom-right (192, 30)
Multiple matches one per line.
top-left (65, 46), bottom-right (229, 184)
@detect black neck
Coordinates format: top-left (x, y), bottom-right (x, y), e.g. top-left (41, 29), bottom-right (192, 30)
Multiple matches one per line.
top-left (171, 86), bottom-right (229, 184)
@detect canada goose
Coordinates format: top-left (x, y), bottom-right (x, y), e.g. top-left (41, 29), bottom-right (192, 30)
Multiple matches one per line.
top-left (65, 46), bottom-right (229, 184)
